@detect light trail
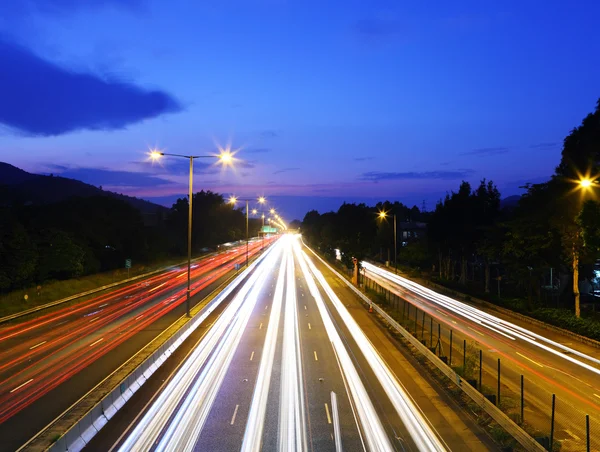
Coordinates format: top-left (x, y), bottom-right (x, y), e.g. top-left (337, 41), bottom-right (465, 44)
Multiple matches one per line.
top-left (298, 243), bottom-right (447, 451)
top-left (118, 240), bottom-right (283, 452)
top-left (241, 246), bottom-right (287, 452)
top-left (362, 262), bottom-right (600, 376)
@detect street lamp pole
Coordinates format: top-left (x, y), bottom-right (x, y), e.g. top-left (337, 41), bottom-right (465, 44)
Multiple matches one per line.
top-left (393, 214), bottom-right (397, 274)
top-left (228, 196), bottom-right (266, 267)
top-left (246, 200), bottom-right (249, 267)
top-left (150, 150), bottom-right (233, 318)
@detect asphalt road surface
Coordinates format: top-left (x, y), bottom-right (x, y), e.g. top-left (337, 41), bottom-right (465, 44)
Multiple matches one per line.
top-left (0, 240), bottom-right (270, 451)
top-left (108, 235), bottom-right (496, 451)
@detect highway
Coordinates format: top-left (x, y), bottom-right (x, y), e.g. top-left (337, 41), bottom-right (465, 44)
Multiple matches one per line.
top-left (362, 262), bottom-right (600, 451)
top-left (109, 235), bottom-right (497, 451)
top-left (0, 239), bottom-right (271, 450)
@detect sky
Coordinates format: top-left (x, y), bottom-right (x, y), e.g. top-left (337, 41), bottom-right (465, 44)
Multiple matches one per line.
top-left (1, 0), bottom-right (600, 221)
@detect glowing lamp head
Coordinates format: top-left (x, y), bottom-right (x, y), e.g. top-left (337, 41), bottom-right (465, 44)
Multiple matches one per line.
top-left (219, 151), bottom-right (233, 165)
top-left (149, 150), bottom-right (163, 161)
top-left (228, 196), bottom-right (238, 205)
top-left (580, 178), bottom-right (592, 189)
top-left (270, 208), bottom-right (275, 214)
top-left (378, 211), bottom-right (387, 219)
top-left (252, 209), bottom-right (258, 215)
top-left (258, 196), bottom-right (266, 204)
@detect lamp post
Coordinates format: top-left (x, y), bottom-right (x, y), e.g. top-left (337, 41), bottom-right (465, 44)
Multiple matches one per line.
top-left (150, 149), bottom-right (233, 318)
top-left (574, 177), bottom-right (597, 317)
top-left (228, 196), bottom-right (266, 266)
top-left (378, 210), bottom-right (397, 274)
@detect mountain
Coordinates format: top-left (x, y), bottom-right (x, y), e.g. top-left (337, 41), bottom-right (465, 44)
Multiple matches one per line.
top-left (0, 162), bottom-right (168, 220)
top-left (500, 195), bottom-right (521, 209)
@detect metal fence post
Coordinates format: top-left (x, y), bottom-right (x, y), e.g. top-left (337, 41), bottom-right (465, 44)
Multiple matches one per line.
top-left (550, 394), bottom-right (556, 451)
top-left (479, 350), bottom-right (483, 392)
top-left (437, 323), bottom-right (441, 355)
top-left (449, 330), bottom-right (453, 366)
top-left (421, 311), bottom-right (425, 340)
top-left (430, 317), bottom-right (433, 346)
top-left (497, 358), bottom-right (501, 407)
top-left (586, 414), bottom-right (590, 452)
top-left (520, 375), bottom-right (524, 424)
top-left (463, 339), bottom-right (466, 375)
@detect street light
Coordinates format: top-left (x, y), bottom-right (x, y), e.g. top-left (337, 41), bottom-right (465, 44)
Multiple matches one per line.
top-left (229, 196), bottom-right (266, 266)
top-left (378, 210), bottom-right (397, 274)
top-left (149, 148), bottom-right (233, 318)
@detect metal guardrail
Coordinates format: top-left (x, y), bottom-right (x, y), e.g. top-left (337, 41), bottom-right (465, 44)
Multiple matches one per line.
top-left (0, 254), bottom-right (216, 325)
top-left (307, 247), bottom-right (546, 452)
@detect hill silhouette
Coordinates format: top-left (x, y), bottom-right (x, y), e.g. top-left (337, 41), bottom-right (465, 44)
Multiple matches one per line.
top-left (0, 162), bottom-right (167, 218)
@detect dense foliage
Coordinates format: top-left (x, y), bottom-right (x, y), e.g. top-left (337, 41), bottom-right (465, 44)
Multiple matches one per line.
top-left (303, 100), bottom-right (600, 313)
top-left (0, 190), bottom-right (259, 291)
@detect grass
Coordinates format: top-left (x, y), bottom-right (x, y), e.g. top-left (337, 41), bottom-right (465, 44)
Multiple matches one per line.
top-left (0, 256), bottom-right (189, 318)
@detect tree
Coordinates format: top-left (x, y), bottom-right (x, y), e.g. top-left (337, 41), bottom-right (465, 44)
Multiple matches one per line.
top-left (0, 211), bottom-right (37, 289)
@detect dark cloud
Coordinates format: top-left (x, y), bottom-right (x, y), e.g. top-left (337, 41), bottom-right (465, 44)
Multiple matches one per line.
top-left (261, 130), bottom-right (279, 138)
top-left (0, 37), bottom-right (181, 136)
top-left (354, 156), bottom-right (374, 162)
top-left (460, 147), bottom-right (509, 156)
top-left (244, 148), bottom-right (272, 154)
top-left (44, 165), bottom-right (175, 187)
top-left (529, 142), bottom-right (558, 150)
top-left (273, 167), bottom-right (300, 175)
top-left (355, 18), bottom-right (404, 37)
top-left (360, 170), bottom-right (474, 182)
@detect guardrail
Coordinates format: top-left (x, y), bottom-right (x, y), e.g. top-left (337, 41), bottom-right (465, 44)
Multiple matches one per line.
top-left (306, 247), bottom-right (546, 452)
top-left (20, 248), bottom-right (271, 452)
top-left (0, 253), bottom-right (215, 325)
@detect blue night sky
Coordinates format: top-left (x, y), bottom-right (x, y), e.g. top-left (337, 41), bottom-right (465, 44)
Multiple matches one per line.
top-left (1, 0), bottom-right (599, 220)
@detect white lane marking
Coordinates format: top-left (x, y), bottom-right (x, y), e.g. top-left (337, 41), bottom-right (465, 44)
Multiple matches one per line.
top-left (314, 351), bottom-right (318, 361)
top-left (594, 393), bottom-right (600, 400)
top-left (99, 303), bottom-right (108, 308)
top-left (308, 323), bottom-right (311, 330)
top-left (516, 352), bottom-right (544, 368)
top-left (89, 338), bottom-right (104, 347)
top-left (324, 403), bottom-right (332, 424)
top-left (467, 326), bottom-right (485, 337)
top-left (451, 320), bottom-right (457, 324)
top-left (10, 378), bottom-right (33, 393)
top-left (176, 272), bottom-right (186, 278)
top-left (30, 341), bottom-right (47, 350)
top-left (265, 305), bottom-right (268, 310)
top-left (259, 323), bottom-right (263, 330)
top-left (89, 317), bottom-right (100, 323)
top-left (250, 351), bottom-right (254, 361)
top-left (304, 305), bottom-right (307, 310)
top-left (231, 404), bottom-right (240, 425)
top-left (136, 315), bottom-right (144, 320)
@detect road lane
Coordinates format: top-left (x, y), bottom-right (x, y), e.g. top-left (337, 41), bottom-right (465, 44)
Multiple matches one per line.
top-left (362, 261), bottom-right (600, 451)
top-left (111, 235), bottom-right (496, 451)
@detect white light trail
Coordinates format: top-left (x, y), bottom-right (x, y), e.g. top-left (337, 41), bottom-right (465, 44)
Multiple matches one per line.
top-left (118, 241), bottom-right (283, 452)
top-left (362, 262), bottom-right (600, 376)
top-left (299, 243), bottom-right (447, 451)
top-left (242, 243), bottom-right (288, 452)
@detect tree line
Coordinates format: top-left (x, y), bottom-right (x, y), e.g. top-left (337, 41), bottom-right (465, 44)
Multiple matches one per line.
top-left (0, 190), bottom-right (261, 291)
top-left (302, 99), bottom-right (600, 315)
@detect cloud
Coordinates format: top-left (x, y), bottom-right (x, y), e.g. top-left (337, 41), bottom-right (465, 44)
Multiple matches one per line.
top-left (360, 170), bottom-right (474, 182)
top-left (261, 130), bottom-right (279, 138)
top-left (273, 167), bottom-right (300, 175)
top-left (529, 142), bottom-right (558, 150)
top-left (0, 37), bottom-right (181, 136)
top-left (354, 156), bottom-right (374, 162)
top-left (355, 18), bottom-right (404, 38)
top-left (244, 148), bottom-right (272, 154)
top-left (44, 165), bottom-right (175, 187)
top-left (460, 147), bottom-right (509, 156)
